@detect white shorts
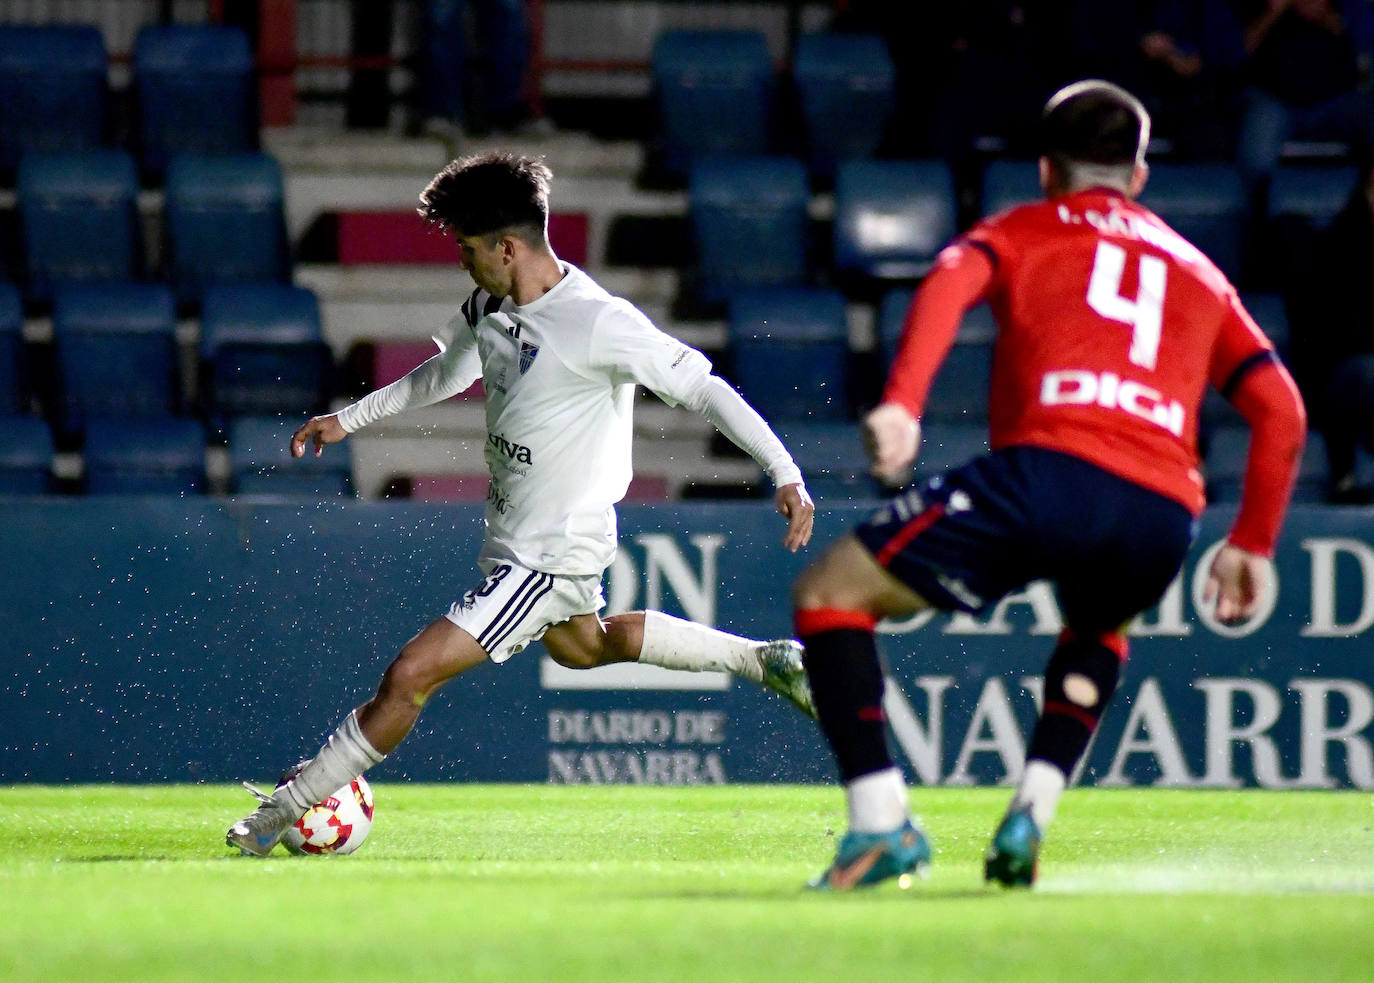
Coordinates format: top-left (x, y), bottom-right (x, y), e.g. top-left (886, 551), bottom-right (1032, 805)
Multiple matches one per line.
top-left (444, 556), bottom-right (605, 664)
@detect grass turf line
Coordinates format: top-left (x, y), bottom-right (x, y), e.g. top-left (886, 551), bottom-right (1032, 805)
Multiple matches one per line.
top-left (1, 785), bottom-right (1371, 983)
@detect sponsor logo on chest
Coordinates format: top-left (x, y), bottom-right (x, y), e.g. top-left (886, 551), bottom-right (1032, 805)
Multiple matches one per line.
top-left (488, 431), bottom-right (533, 464)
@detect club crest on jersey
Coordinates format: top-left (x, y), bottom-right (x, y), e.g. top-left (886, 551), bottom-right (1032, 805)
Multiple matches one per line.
top-left (518, 341), bottom-right (539, 375)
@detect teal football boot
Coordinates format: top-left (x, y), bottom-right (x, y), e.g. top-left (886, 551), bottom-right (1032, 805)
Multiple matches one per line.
top-left (984, 806), bottom-right (1041, 887)
top-left (808, 818), bottom-right (932, 890)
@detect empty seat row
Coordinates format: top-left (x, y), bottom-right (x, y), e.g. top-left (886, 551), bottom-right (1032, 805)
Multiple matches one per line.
top-left (722, 285), bottom-right (993, 427)
top-left (979, 159), bottom-right (1360, 285)
top-left (7, 149), bottom-right (288, 309)
top-left (689, 157), bottom-right (957, 305)
top-left (1, 280), bottom-right (331, 439)
top-left (651, 29), bottom-right (896, 183)
top-left (691, 157), bottom-right (1361, 305)
top-left (0, 415), bottom-right (352, 497)
top-left (0, 408), bottom-right (1331, 506)
top-left (0, 22), bottom-right (256, 179)
top-left (720, 283), bottom-right (1293, 432)
top-left (774, 419), bottom-right (992, 502)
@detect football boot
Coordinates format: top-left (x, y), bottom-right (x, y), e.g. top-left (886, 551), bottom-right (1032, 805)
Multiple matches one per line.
top-left (808, 818), bottom-right (932, 890)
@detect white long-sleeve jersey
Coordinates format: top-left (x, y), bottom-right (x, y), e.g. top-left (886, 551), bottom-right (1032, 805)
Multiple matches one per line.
top-left (336, 263), bottom-right (802, 575)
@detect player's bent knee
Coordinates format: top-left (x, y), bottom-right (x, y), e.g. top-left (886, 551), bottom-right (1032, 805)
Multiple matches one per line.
top-left (792, 560), bottom-right (836, 610)
top-left (546, 647), bottom-right (599, 670)
top-left (541, 627), bottom-right (602, 670)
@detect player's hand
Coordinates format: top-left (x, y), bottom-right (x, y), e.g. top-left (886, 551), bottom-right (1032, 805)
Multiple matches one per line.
top-left (863, 403), bottom-right (922, 485)
top-left (291, 413), bottom-right (348, 458)
top-left (774, 482), bottom-right (815, 552)
top-left (1202, 542), bottom-right (1272, 624)
top-left (1140, 31), bottom-right (1175, 59)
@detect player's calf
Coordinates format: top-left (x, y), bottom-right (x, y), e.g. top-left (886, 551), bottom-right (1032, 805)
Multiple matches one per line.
top-left (988, 628), bottom-right (1127, 884)
top-left (1028, 628), bottom-right (1126, 778)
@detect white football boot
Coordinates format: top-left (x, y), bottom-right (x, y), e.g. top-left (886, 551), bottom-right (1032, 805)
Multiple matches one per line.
top-left (754, 639), bottom-right (817, 720)
top-left (225, 782), bottom-right (301, 857)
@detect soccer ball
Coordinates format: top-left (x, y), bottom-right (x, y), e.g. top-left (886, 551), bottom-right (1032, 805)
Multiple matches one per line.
top-left (275, 768), bottom-right (375, 856)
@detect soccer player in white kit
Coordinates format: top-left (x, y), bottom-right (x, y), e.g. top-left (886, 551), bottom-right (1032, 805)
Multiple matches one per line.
top-left (228, 151), bottom-right (817, 856)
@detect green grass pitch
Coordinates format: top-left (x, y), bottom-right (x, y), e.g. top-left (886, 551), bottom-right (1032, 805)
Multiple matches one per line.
top-left (2, 785), bottom-right (1372, 983)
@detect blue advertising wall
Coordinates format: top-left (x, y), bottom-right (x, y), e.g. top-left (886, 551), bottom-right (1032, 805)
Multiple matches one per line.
top-left (2, 499), bottom-right (1372, 789)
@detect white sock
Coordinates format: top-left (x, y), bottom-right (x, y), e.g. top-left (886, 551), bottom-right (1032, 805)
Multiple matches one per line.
top-left (1009, 759), bottom-right (1067, 832)
top-left (845, 766), bottom-right (910, 833)
top-left (636, 610), bottom-right (764, 681)
top-left (280, 710), bottom-right (386, 813)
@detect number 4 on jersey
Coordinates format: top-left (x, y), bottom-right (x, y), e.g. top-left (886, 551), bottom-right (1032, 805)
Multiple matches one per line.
top-left (1086, 240), bottom-right (1166, 371)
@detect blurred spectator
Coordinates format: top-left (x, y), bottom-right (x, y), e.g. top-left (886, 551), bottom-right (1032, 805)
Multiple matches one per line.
top-left (1286, 161), bottom-right (1374, 501)
top-left (1234, 0), bottom-right (1374, 196)
top-left (831, 2), bottom-right (1053, 160)
top-left (1054, 1), bottom-right (1246, 159)
top-left (1138, 0), bottom-right (1247, 158)
top-left (1057, 0), bottom-right (1155, 90)
top-left (925, 3), bottom-right (1056, 160)
top-left (414, 0), bottom-right (541, 139)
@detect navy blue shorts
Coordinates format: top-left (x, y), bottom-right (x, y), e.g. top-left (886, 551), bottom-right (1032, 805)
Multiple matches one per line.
top-left (854, 446), bottom-right (1197, 634)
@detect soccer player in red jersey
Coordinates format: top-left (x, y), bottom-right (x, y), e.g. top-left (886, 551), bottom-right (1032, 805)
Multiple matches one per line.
top-left (794, 79), bottom-right (1307, 890)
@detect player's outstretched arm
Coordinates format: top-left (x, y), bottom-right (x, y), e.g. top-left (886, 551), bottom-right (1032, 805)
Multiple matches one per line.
top-left (291, 413), bottom-right (348, 459)
top-left (676, 374), bottom-right (814, 550)
top-left (1202, 542), bottom-right (1272, 624)
top-left (863, 403), bottom-right (922, 485)
top-left (774, 482), bottom-right (815, 552)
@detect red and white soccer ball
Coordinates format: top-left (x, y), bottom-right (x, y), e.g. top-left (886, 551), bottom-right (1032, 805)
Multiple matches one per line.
top-left (275, 770), bottom-right (375, 856)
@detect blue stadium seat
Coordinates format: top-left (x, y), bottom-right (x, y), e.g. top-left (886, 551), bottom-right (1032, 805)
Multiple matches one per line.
top-left (650, 30), bottom-right (775, 182)
top-left (200, 284), bottom-right (332, 423)
top-left (16, 150), bottom-right (141, 305)
top-left (979, 160), bottom-right (1041, 217)
top-left (0, 25), bottom-right (107, 175)
top-left (728, 286), bottom-right (850, 422)
top-left (1265, 164), bottom-right (1359, 286)
top-left (132, 24), bottom-right (256, 177)
top-left (1140, 163), bottom-right (1247, 281)
top-left (834, 160), bottom-right (957, 282)
top-left (1240, 291), bottom-right (1290, 356)
top-left (689, 156), bottom-right (809, 306)
top-left (912, 420), bottom-right (990, 483)
top-left (165, 153), bottom-right (290, 309)
top-left (924, 338), bottom-right (994, 424)
top-left (877, 289), bottom-right (998, 365)
top-left (1269, 164), bottom-right (1358, 230)
top-left (793, 32), bottom-right (895, 180)
top-left (0, 415), bottom-right (54, 494)
top-left (775, 420), bottom-right (884, 503)
top-left (52, 282), bottom-right (179, 436)
top-left (876, 289), bottom-right (994, 424)
top-left (876, 287), bottom-right (915, 364)
top-left (83, 418), bottom-right (205, 495)
top-left (229, 416), bottom-right (353, 498)
top-left (0, 283), bottom-right (25, 415)
top-left (1201, 293), bottom-right (1292, 435)
top-left (1204, 424), bottom-right (1327, 504)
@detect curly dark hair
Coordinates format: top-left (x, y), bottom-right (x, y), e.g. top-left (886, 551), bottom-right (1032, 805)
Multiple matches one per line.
top-left (417, 150), bottom-right (552, 241)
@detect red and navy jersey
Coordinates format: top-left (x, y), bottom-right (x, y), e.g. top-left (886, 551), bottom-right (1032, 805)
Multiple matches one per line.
top-left (887, 189), bottom-right (1278, 516)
